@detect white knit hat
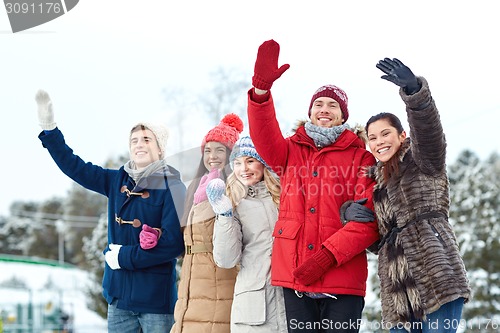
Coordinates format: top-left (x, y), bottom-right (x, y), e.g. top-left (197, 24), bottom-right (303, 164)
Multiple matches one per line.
top-left (130, 122), bottom-right (169, 158)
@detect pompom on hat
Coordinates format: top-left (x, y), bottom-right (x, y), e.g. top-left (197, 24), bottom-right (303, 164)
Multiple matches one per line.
top-left (229, 136), bottom-right (269, 170)
top-left (201, 113), bottom-right (244, 150)
top-left (130, 122), bottom-right (169, 159)
top-left (308, 84), bottom-right (349, 122)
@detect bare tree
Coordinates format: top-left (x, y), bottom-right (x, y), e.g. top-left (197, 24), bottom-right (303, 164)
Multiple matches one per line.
top-left (162, 66), bottom-right (249, 183)
top-left (200, 66), bottom-right (249, 128)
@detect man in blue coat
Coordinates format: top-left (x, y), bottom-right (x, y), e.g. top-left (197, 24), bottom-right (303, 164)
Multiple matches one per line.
top-left (35, 90), bottom-right (185, 333)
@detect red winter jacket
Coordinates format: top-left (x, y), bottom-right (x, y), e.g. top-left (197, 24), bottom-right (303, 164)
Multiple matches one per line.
top-left (248, 90), bottom-right (379, 296)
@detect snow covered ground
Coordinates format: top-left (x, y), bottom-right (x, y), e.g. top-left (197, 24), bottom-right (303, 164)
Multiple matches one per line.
top-left (0, 257), bottom-right (107, 332)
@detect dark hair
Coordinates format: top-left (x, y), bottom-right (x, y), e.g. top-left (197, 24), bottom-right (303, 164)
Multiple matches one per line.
top-left (366, 112), bottom-right (404, 135)
top-left (366, 112), bottom-right (405, 183)
top-left (193, 146), bottom-right (232, 180)
top-left (180, 146), bottom-right (232, 228)
top-left (130, 124), bottom-right (148, 133)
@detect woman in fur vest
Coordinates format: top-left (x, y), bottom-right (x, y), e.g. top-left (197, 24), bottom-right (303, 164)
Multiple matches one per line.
top-left (365, 58), bottom-right (471, 332)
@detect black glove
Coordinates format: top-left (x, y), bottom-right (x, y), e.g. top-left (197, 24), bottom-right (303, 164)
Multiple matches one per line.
top-left (340, 198), bottom-right (375, 225)
top-left (376, 58), bottom-right (421, 94)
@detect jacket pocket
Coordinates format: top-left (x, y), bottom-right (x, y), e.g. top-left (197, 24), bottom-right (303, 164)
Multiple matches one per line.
top-left (232, 278), bottom-right (267, 325)
top-left (234, 275), bottom-right (266, 295)
top-left (272, 219), bottom-right (302, 239)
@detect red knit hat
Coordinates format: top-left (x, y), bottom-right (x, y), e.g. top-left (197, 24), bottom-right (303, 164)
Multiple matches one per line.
top-left (308, 85), bottom-right (349, 122)
top-left (201, 113), bottom-right (244, 151)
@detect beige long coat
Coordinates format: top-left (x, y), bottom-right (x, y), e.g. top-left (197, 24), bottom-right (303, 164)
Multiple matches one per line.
top-left (170, 199), bottom-right (238, 333)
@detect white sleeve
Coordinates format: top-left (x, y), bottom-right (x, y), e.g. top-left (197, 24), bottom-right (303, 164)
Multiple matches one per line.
top-left (212, 213), bottom-right (243, 268)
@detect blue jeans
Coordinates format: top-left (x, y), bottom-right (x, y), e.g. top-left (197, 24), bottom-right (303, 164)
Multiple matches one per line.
top-left (389, 298), bottom-right (464, 333)
top-left (107, 300), bottom-right (174, 333)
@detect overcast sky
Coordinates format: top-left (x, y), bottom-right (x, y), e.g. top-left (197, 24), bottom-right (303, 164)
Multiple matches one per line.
top-left (1, 0), bottom-right (498, 216)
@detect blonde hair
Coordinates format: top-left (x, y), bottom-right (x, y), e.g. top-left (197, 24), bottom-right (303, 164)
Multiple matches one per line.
top-left (226, 168), bottom-right (281, 209)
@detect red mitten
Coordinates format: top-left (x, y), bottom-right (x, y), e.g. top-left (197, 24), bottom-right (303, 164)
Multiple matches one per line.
top-left (293, 247), bottom-right (336, 285)
top-left (140, 224), bottom-right (160, 250)
top-left (252, 40), bottom-right (290, 90)
top-left (194, 168), bottom-right (221, 205)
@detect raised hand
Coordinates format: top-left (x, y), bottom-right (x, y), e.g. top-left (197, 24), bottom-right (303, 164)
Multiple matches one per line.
top-left (252, 40), bottom-right (290, 91)
top-left (35, 89), bottom-right (57, 130)
top-left (193, 168), bottom-right (221, 205)
top-left (206, 178), bottom-right (232, 215)
top-left (376, 58), bottom-right (420, 94)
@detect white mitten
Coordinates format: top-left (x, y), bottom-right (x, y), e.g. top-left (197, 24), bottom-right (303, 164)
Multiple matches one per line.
top-left (105, 243), bottom-right (122, 270)
top-left (206, 178), bottom-right (232, 215)
top-left (35, 89), bottom-right (56, 130)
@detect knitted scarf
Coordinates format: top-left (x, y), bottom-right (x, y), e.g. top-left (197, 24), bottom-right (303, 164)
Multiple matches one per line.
top-left (304, 122), bottom-right (348, 148)
top-left (124, 159), bottom-right (169, 185)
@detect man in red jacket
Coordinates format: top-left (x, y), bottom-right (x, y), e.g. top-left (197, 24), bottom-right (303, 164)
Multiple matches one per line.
top-left (247, 40), bottom-right (379, 333)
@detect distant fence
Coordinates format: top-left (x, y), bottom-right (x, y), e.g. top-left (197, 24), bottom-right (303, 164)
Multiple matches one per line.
top-left (0, 254), bottom-right (107, 333)
top-left (1, 301), bottom-right (70, 333)
top-left (0, 254), bottom-right (74, 268)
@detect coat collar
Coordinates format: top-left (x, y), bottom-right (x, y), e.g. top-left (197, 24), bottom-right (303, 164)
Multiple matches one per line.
top-left (245, 181), bottom-right (269, 199)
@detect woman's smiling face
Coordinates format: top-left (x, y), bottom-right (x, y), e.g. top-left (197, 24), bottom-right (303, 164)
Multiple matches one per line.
top-left (203, 141), bottom-right (228, 171)
top-left (367, 118), bottom-right (406, 162)
top-left (233, 156), bottom-right (265, 186)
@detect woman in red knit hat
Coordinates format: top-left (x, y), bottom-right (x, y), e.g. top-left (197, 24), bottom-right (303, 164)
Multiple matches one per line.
top-left (169, 113), bottom-right (244, 333)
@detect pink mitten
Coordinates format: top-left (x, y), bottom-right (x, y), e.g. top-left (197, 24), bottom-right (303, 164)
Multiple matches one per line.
top-left (140, 224), bottom-right (160, 250)
top-left (193, 168), bottom-right (221, 204)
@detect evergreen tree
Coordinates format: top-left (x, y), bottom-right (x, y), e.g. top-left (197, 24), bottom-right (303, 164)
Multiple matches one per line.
top-left (449, 151), bottom-right (500, 328)
top-left (361, 253), bottom-right (384, 332)
top-left (63, 183), bottom-right (106, 266)
top-left (0, 201), bottom-right (41, 255)
top-left (82, 213), bottom-right (108, 319)
top-left (29, 198), bottom-right (64, 260)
